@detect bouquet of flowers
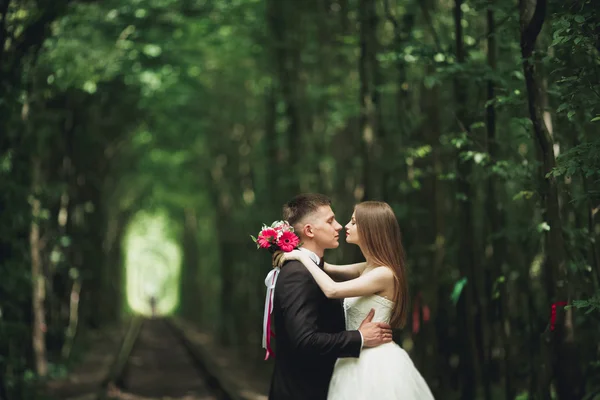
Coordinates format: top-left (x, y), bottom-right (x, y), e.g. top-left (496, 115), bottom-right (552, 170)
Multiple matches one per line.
top-left (253, 220), bottom-right (301, 360)
top-left (251, 220), bottom-right (301, 253)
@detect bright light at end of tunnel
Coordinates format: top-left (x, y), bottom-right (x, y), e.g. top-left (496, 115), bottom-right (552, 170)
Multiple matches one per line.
top-left (124, 211), bottom-right (182, 316)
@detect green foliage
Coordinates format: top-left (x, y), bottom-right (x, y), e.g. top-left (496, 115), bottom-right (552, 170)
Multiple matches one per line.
top-left (568, 292), bottom-right (600, 315)
top-left (451, 277), bottom-right (468, 306)
top-left (1, 0), bottom-right (600, 398)
top-left (550, 140), bottom-right (600, 181)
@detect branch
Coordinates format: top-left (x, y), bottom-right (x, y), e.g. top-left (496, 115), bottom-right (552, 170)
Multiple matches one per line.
top-left (9, 11), bottom-right (59, 75)
top-left (524, 0), bottom-right (546, 44)
top-left (467, 8), bottom-right (517, 52)
top-left (587, 78), bottom-right (600, 99)
top-left (520, 0), bottom-right (547, 57)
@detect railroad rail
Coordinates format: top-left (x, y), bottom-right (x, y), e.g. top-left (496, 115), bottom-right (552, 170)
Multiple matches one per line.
top-left (97, 317), bottom-right (233, 400)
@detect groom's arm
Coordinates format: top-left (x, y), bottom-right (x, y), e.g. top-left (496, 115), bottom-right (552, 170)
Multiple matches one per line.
top-left (277, 262), bottom-right (362, 358)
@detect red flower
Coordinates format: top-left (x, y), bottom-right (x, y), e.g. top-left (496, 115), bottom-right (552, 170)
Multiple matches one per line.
top-left (257, 228), bottom-right (278, 249)
top-left (277, 231), bottom-right (299, 252)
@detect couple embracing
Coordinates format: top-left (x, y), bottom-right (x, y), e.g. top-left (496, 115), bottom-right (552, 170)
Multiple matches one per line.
top-left (264, 193), bottom-right (434, 400)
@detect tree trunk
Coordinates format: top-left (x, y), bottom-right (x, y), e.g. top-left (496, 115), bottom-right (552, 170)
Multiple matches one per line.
top-left (419, 0), bottom-right (443, 53)
top-left (219, 234), bottom-right (235, 345)
top-left (266, 0), bottom-right (301, 194)
top-left (338, 0), bottom-right (349, 33)
top-left (61, 279), bottom-right (81, 360)
top-left (30, 156), bottom-right (48, 377)
top-left (453, 1), bottom-right (486, 397)
top-left (0, 0), bottom-right (10, 67)
top-left (358, 0), bottom-right (381, 201)
top-left (584, 176), bottom-right (600, 289)
top-left (382, 0), bottom-right (415, 202)
top-left (181, 207), bottom-right (200, 317)
top-left (264, 85), bottom-right (281, 207)
top-left (485, 3), bottom-right (514, 399)
top-left (519, 0), bottom-right (584, 398)
top-left (0, 373), bottom-right (7, 400)
top-left (418, 69), bottom-right (445, 387)
top-left (53, 111), bottom-right (74, 348)
top-left (414, 3), bottom-right (445, 387)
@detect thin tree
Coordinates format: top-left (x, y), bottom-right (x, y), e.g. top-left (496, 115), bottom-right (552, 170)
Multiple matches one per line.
top-left (519, 0), bottom-right (584, 397)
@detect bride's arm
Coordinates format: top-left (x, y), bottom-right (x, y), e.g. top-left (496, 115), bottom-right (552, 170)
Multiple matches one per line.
top-left (324, 261), bottom-right (367, 281)
top-left (289, 251), bottom-right (392, 299)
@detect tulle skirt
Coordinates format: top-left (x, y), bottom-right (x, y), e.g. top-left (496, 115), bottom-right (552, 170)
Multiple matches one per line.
top-left (327, 342), bottom-right (435, 400)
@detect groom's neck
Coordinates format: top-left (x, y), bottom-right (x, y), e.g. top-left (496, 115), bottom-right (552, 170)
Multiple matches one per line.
top-left (300, 241), bottom-right (324, 259)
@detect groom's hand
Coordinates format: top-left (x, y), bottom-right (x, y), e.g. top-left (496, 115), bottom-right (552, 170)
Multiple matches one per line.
top-left (358, 308), bottom-right (393, 348)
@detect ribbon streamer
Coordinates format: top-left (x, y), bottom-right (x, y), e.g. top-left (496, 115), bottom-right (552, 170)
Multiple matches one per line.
top-left (263, 267), bottom-right (280, 360)
top-left (412, 292), bottom-right (431, 334)
top-left (550, 301), bottom-right (568, 331)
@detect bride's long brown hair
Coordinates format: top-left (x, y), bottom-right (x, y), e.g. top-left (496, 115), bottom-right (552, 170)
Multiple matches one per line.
top-left (355, 201), bottom-right (409, 329)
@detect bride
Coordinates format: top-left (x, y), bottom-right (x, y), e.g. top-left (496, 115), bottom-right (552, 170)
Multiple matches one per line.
top-left (281, 201), bottom-right (434, 400)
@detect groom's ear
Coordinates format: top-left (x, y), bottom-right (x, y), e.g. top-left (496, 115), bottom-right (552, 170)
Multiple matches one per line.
top-left (302, 223), bottom-right (315, 238)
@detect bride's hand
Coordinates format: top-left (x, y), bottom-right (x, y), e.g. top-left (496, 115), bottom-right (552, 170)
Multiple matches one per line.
top-left (272, 249), bottom-right (303, 268)
top-left (272, 251), bottom-right (284, 269)
top-left (282, 249), bottom-right (304, 262)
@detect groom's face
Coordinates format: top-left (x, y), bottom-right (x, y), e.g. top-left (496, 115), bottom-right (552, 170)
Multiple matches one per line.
top-left (304, 205), bottom-right (343, 250)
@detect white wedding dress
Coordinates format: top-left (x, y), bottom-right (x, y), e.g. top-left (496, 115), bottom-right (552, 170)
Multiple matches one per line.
top-left (327, 295), bottom-right (435, 400)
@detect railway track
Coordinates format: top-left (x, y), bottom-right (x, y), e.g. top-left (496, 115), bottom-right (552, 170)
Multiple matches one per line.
top-left (98, 317), bottom-right (231, 400)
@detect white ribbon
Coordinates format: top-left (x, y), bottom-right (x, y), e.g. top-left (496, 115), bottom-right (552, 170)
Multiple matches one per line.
top-left (262, 267), bottom-right (280, 354)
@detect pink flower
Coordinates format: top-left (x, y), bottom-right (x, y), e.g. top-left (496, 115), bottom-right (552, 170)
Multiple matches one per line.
top-left (277, 231), bottom-right (299, 252)
top-left (257, 228), bottom-right (278, 249)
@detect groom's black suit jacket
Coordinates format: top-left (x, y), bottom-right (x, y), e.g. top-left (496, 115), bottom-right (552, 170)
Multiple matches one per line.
top-left (268, 259), bottom-right (362, 400)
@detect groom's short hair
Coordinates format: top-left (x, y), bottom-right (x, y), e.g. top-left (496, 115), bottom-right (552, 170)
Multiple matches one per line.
top-left (283, 193), bottom-right (331, 227)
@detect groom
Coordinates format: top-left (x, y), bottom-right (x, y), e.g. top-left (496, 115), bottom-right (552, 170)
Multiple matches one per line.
top-left (268, 193), bottom-right (393, 400)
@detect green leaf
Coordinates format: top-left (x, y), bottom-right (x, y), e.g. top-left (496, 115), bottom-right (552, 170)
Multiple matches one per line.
top-left (69, 268), bottom-right (79, 280)
top-left (512, 191), bottom-right (535, 201)
top-left (537, 222), bottom-right (551, 232)
top-left (60, 236), bottom-right (72, 247)
top-left (83, 81), bottom-right (97, 94)
top-left (143, 44), bottom-right (162, 57)
top-left (451, 277), bottom-right (468, 306)
top-left (572, 299), bottom-right (590, 308)
top-left (574, 15), bottom-right (585, 23)
top-left (491, 276), bottom-right (505, 300)
top-left (455, 192), bottom-right (468, 201)
top-left (591, 116), bottom-right (600, 122)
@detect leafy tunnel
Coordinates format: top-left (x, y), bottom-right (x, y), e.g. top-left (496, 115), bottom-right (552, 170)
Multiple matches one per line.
top-left (2, 1), bottom-right (599, 399)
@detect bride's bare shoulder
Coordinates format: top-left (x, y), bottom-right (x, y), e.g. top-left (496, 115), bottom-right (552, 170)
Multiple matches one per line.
top-left (363, 265), bottom-right (395, 279)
